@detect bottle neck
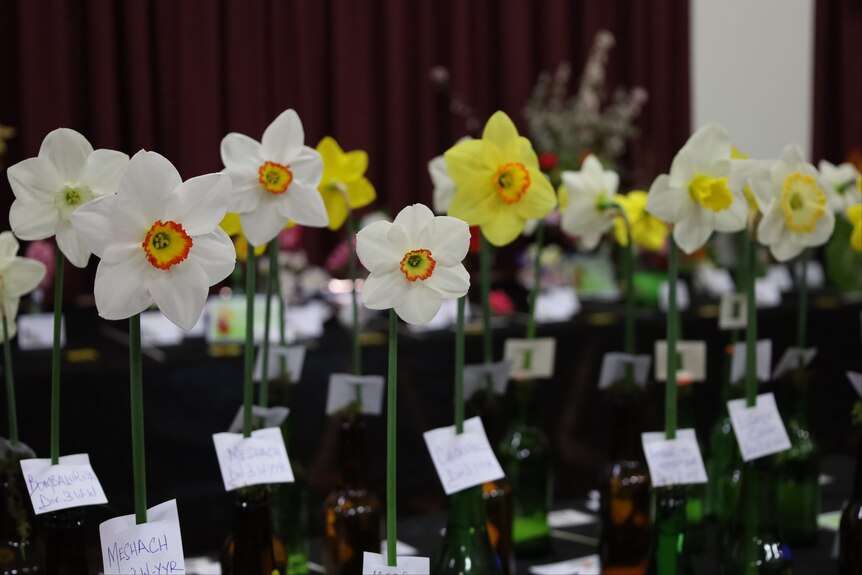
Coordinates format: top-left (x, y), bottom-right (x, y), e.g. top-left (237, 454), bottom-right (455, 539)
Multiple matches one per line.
top-left (739, 459), bottom-right (780, 536)
top-left (787, 369), bottom-right (810, 424)
top-left (677, 382), bottom-right (695, 429)
top-left (608, 388), bottom-right (644, 461)
top-left (233, 491), bottom-right (273, 541)
top-left (447, 486), bottom-right (489, 531)
top-left (514, 380), bottom-right (537, 426)
top-left (337, 411), bottom-right (369, 489)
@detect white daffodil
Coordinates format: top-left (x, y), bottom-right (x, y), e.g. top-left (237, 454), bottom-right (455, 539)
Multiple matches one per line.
top-left (753, 145), bottom-right (835, 262)
top-left (646, 123), bottom-right (747, 254)
top-left (818, 160), bottom-right (861, 212)
top-left (356, 204), bottom-right (470, 325)
top-left (0, 232), bottom-right (47, 342)
top-left (220, 109), bottom-right (328, 246)
top-left (6, 128), bottom-right (129, 267)
top-left (559, 154), bottom-right (619, 249)
top-left (429, 137), bottom-right (472, 215)
top-left (71, 151), bottom-right (236, 330)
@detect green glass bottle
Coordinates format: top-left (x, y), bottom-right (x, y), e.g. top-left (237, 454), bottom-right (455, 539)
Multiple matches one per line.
top-left (676, 377), bottom-right (704, 550)
top-left (706, 343), bottom-right (743, 527)
top-left (43, 508), bottom-right (88, 575)
top-left (0, 439), bottom-right (42, 574)
top-left (645, 486), bottom-right (692, 575)
top-left (221, 488), bottom-right (287, 575)
top-left (434, 486), bottom-right (501, 574)
top-left (839, 437), bottom-right (862, 574)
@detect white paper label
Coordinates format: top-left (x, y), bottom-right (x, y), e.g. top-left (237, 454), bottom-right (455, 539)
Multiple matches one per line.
top-left (731, 340), bottom-right (772, 383)
top-left (755, 277), bottom-right (783, 307)
top-left (530, 554), bottom-right (601, 575)
top-left (20, 454), bottom-right (108, 514)
top-left (654, 340), bottom-right (706, 382)
top-left (504, 338), bottom-right (556, 379)
top-left (326, 374), bottom-right (385, 415)
top-left (227, 405), bottom-right (289, 434)
top-left (253, 344), bottom-right (305, 383)
top-left (597, 353), bottom-right (651, 390)
top-left (766, 265), bottom-right (793, 292)
top-left (696, 266), bottom-right (736, 298)
top-left (536, 286), bottom-right (581, 323)
top-left (547, 508), bottom-right (597, 528)
top-left (772, 347), bottom-right (817, 379)
top-left (462, 361), bottom-right (511, 399)
top-left (362, 552), bottom-right (430, 575)
top-left (727, 393), bottom-right (792, 461)
top-left (212, 427), bottom-right (294, 491)
top-left (659, 280), bottom-right (690, 313)
top-left (406, 298), bottom-right (471, 333)
top-left (719, 292), bottom-right (748, 330)
top-left (848, 371), bottom-right (862, 398)
top-left (17, 313), bottom-right (65, 350)
top-left (423, 416), bottom-right (505, 495)
top-left (379, 540), bottom-right (419, 556)
top-left (100, 499), bottom-right (185, 575)
top-left (642, 429), bottom-right (709, 487)
top-left (139, 311), bottom-right (185, 347)
top-left (795, 260), bottom-right (824, 289)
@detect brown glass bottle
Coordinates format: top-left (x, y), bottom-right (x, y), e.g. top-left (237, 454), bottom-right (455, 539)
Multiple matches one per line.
top-left (221, 488), bottom-right (287, 575)
top-left (0, 439), bottom-right (42, 574)
top-left (322, 410), bottom-right (382, 575)
top-left (839, 436), bottom-right (862, 574)
top-left (43, 508), bottom-right (88, 575)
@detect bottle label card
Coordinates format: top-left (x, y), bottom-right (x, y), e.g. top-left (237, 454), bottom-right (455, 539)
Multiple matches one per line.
top-left (212, 427), bottom-right (294, 491)
top-left (766, 265), bottom-right (793, 292)
top-left (794, 260), bottom-right (825, 289)
top-left (529, 554), bottom-right (601, 575)
top-left (547, 508), bottom-right (597, 528)
top-left (227, 405), bottom-right (290, 433)
top-left (731, 340), bottom-right (772, 383)
top-left (462, 360), bottom-right (512, 399)
top-left (16, 313), bottom-right (66, 350)
top-left (504, 338), bottom-right (556, 379)
top-left (658, 280), bottom-right (690, 313)
top-left (139, 310), bottom-right (185, 347)
top-left (772, 347), bottom-right (817, 379)
top-left (597, 353), bottom-right (651, 390)
top-left (423, 416), bottom-right (505, 495)
top-left (326, 374), bottom-right (385, 416)
top-left (362, 552), bottom-right (430, 575)
top-left (653, 340), bottom-right (706, 382)
top-left (20, 453), bottom-right (108, 515)
top-left (727, 392), bottom-right (792, 461)
top-left (535, 286), bottom-right (581, 323)
top-left (641, 429), bottom-right (709, 487)
top-left (848, 371), bottom-right (862, 397)
top-left (755, 278), bottom-right (783, 307)
top-left (718, 292), bottom-right (748, 330)
top-left (100, 499), bottom-right (185, 575)
top-left (252, 344), bottom-right (305, 383)
top-left (696, 266), bottom-right (736, 298)
top-left (379, 540), bottom-right (419, 556)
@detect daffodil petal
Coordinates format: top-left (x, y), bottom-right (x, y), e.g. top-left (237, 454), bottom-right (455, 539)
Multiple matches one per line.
top-left (361, 269), bottom-right (408, 309)
top-left (55, 220), bottom-right (91, 268)
top-left (8, 199), bottom-right (58, 241)
top-left (673, 207), bottom-right (713, 254)
top-left (481, 209), bottom-right (525, 247)
top-left (646, 175), bottom-right (689, 223)
top-left (240, 195), bottom-right (290, 247)
top-left (424, 264), bottom-right (470, 299)
top-left (420, 216), bottom-right (470, 266)
top-left (119, 151), bottom-right (182, 228)
top-left (394, 284), bottom-right (443, 325)
top-left (356, 221), bottom-right (401, 273)
top-left (7, 157), bottom-right (63, 202)
top-left (713, 192), bottom-right (748, 232)
top-left (39, 128), bottom-right (93, 182)
top-left (392, 204), bottom-right (435, 243)
top-left (188, 228), bottom-right (236, 285)
top-left (148, 261), bottom-right (210, 331)
top-left (669, 150), bottom-right (697, 188)
top-left (346, 177), bottom-right (376, 209)
top-left (448, 188), bottom-right (497, 227)
top-left (801, 210), bottom-right (835, 247)
top-left (342, 150), bottom-right (369, 179)
top-left (517, 138), bottom-right (540, 170)
top-left (322, 188), bottom-right (349, 231)
top-left (221, 133), bottom-right (262, 172)
top-left (757, 204), bottom-right (785, 245)
top-left (80, 149), bottom-right (129, 196)
top-left (262, 109), bottom-right (304, 164)
top-left (0, 233), bottom-right (18, 270)
top-left (220, 213), bottom-right (242, 237)
top-left (3, 258), bottom-right (46, 298)
top-left (71, 194), bottom-right (139, 260)
top-left (769, 231), bottom-right (803, 262)
top-left (277, 181), bottom-right (328, 228)
top-left (225, 173), bottom-right (263, 213)
top-left (316, 136), bottom-right (343, 173)
top-left (482, 111), bottom-right (521, 160)
top-left (164, 173), bottom-right (231, 236)
top-left (94, 256), bottom-right (152, 321)
top-left (514, 169), bottom-right (556, 220)
top-left (290, 147), bottom-right (324, 188)
top-left (679, 124), bottom-right (731, 171)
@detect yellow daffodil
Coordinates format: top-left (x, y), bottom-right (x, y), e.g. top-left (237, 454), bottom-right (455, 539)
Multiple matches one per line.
top-left (848, 202), bottom-right (862, 253)
top-left (316, 136), bottom-right (376, 231)
top-left (444, 111), bottom-right (556, 246)
top-left (613, 191), bottom-right (668, 252)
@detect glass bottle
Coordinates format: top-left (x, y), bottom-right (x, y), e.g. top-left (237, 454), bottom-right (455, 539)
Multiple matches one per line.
top-left (676, 377), bottom-right (704, 551)
top-left (434, 485), bottom-right (501, 574)
top-left (599, 384), bottom-right (651, 575)
top-left (221, 488), bottom-right (287, 575)
top-left (43, 508), bottom-right (88, 575)
top-left (0, 439), bottom-right (42, 574)
top-left (706, 343), bottom-right (743, 527)
top-left (838, 433), bottom-right (862, 574)
top-left (645, 486), bottom-right (692, 575)
top-left (322, 409), bottom-right (382, 575)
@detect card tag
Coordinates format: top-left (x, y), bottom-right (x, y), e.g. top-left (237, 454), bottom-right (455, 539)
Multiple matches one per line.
top-left (659, 280), bottom-right (690, 313)
top-left (462, 361), bottom-right (511, 399)
top-left (20, 454), bottom-right (108, 514)
top-left (766, 265), bottom-right (793, 292)
top-left (597, 353), bottom-right (651, 390)
top-left (654, 341), bottom-right (706, 382)
top-left (16, 313), bottom-right (65, 350)
top-left (287, 301), bottom-right (330, 340)
top-left (547, 508), bottom-right (597, 528)
top-left (379, 540), bottom-right (419, 556)
top-left (504, 338), bottom-right (556, 379)
top-left (99, 499), bottom-right (185, 575)
top-left (406, 298), bottom-right (471, 333)
top-left (772, 347), bottom-right (817, 380)
top-left (212, 427), bottom-right (294, 491)
top-left (755, 277), bottom-right (783, 308)
top-left (326, 374), bottom-right (385, 415)
top-left (362, 552), bottom-right (430, 575)
top-left (719, 292), bottom-right (748, 330)
top-left (731, 340), bottom-right (772, 383)
top-left (695, 266), bottom-right (735, 298)
top-left (530, 554), bottom-right (601, 575)
top-left (848, 371), bottom-right (862, 397)
top-left (536, 286), bottom-right (581, 323)
top-left (227, 405), bottom-right (289, 433)
top-left (641, 429), bottom-right (709, 487)
top-left (423, 416), bottom-right (505, 495)
top-left (727, 393), bottom-right (792, 461)
top-left (253, 344), bottom-right (305, 383)
top-left (139, 311), bottom-right (185, 347)
top-left (795, 260), bottom-right (825, 289)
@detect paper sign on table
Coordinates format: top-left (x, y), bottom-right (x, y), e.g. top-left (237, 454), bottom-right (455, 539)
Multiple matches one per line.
top-left (772, 347), bottom-right (817, 379)
top-left (597, 353), bottom-right (651, 390)
top-left (227, 405), bottom-right (290, 433)
top-left (17, 313), bottom-right (65, 350)
top-left (504, 338), bottom-right (556, 379)
top-left (100, 499), bottom-right (185, 575)
top-left (20, 454), bottom-right (108, 514)
top-left (423, 416), bottom-right (504, 495)
top-left (795, 260), bottom-right (825, 289)
top-left (547, 508), bottom-right (597, 528)
top-left (212, 427), bottom-right (294, 491)
top-left (848, 371), bottom-right (862, 397)
top-left (362, 552), bottom-right (430, 575)
top-left (536, 286), bottom-right (581, 323)
top-left (696, 266), bottom-right (736, 298)
top-left (659, 280), bottom-right (690, 313)
top-left (755, 277), bottom-right (783, 307)
top-left (406, 298), bottom-right (471, 333)
top-left (641, 429), bottom-right (708, 487)
top-left (253, 344), bottom-right (305, 383)
top-left (326, 374), bottom-right (385, 415)
top-left (287, 300), bottom-right (330, 340)
top-left (139, 311), bottom-right (185, 347)
top-left (530, 554), bottom-right (601, 575)
top-left (731, 340), bottom-right (772, 383)
top-left (654, 340), bottom-right (706, 382)
top-left (462, 361), bottom-right (511, 399)
top-left (719, 292), bottom-right (747, 330)
top-left (727, 393), bottom-right (792, 461)
top-left (766, 265), bottom-right (793, 292)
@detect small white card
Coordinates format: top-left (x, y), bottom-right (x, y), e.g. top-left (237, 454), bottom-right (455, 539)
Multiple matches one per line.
top-left (212, 427), bottom-right (294, 491)
top-left (755, 277), bottom-right (783, 307)
top-left (530, 554), bottom-right (601, 575)
top-left (406, 298), bottom-right (471, 333)
top-left (362, 552), bottom-right (430, 575)
top-left (536, 286), bottom-right (581, 323)
top-left (16, 313), bottom-right (65, 350)
top-left (597, 353), bottom-right (651, 390)
top-left (504, 338), bottom-right (556, 379)
top-left (766, 265), bottom-right (793, 292)
top-left (772, 347), bottom-right (818, 379)
top-left (719, 292), bottom-right (748, 330)
top-left (696, 266), bottom-right (735, 298)
top-left (253, 344), bottom-right (305, 383)
top-left (462, 361), bottom-right (511, 399)
top-left (727, 393), bottom-right (792, 461)
top-left (20, 454), bottom-right (108, 514)
top-left (326, 374), bottom-right (385, 415)
top-left (848, 371), bottom-right (862, 397)
top-left (423, 416), bottom-right (505, 495)
top-left (379, 540), bottom-right (419, 556)
top-left (139, 311), bottom-right (185, 347)
top-left (100, 499), bottom-right (185, 575)
top-left (547, 508), bottom-right (597, 528)
top-left (227, 405), bottom-right (290, 434)
top-left (795, 260), bottom-right (825, 289)
top-left (659, 280), bottom-right (690, 313)
top-left (654, 340), bottom-right (706, 382)
top-left (641, 429), bottom-right (709, 487)
top-left (731, 340), bottom-right (772, 383)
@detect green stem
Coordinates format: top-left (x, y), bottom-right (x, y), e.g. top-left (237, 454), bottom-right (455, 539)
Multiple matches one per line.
top-left (129, 314), bottom-right (147, 524)
top-left (455, 296), bottom-right (466, 434)
top-left (349, 215), bottom-right (362, 375)
top-left (3, 315), bottom-right (18, 445)
top-left (274, 248), bottom-right (288, 380)
top-left (797, 249), bottom-right (809, 368)
top-left (665, 237), bottom-right (679, 440)
top-left (479, 234), bottom-right (494, 393)
top-left (622, 214), bottom-right (636, 390)
top-left (242, 244), bottom-right (256, 438)
top-left (744, 232), bottom-right (758, 407)
top-left (386, 309), bottom-right (398, 566)
top-left (50, 246), bottom-right (64, 465)
top-left (525, 222), bottom-right (545, 342)
top-left (260, 241), bottom-right (278, 409)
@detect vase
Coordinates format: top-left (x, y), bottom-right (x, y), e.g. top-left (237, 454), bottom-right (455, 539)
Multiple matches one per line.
top-left (0, 439), bottom-right (43, 574)
top-left (221, 488), bottom-right (287, 575)
top-left (434, 485), bottom-right (501, 574)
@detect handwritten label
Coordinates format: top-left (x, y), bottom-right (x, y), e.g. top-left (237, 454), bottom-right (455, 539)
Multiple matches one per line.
top-left (755, 277), bottom-right (782, 307)
top-left (326, 374), bottom-right (385, 415)
top-left (253, 344), bottom-right (305, 383)
top-left (212, 428), bottom-right (294, 491)
top-left (547, 508), bottom-right (597, 528)
top-left (100, 499), bottom-right (185, 575)
top-left (718, 292), bottom-right (747, 330)
top-left (642, 429), bottom-right (708, 487)
top-left (766, 265), bottom-right (793, 292)
top-left (20, 453), bottom-right (108, 515)
top-left (423, 416), bottom-right (505, 495)
top-left (504, 338), bottom-right (556, 379)
top-left (731, 340), bottom-right (772, 383)
top-left (536, 286), bottom-right (581, 323)
top-left (530, 554), bottom-right (601, 575)
top-left (772, 347), bottom-right (817, 379)
top-left (17, 313), bottom-right (66, 351)
top-left (727, 393), bottom-right (792, 461)
top-left (462, 361), bottom-right (511, 399)
top-left (654, 340), bottom-right (706, 382)
top-left (227, 405), bottom-right (289, 434)
top-left (848, 371), bottom-right (862, 398)
top-left (362, 552), bottom-right (430, 575)
top-left (696, 266), bottom-right (735, 298)
top-left (597, 353), bottom-right (651, 390)
top-left (659, 280), bottom-right (690, 313)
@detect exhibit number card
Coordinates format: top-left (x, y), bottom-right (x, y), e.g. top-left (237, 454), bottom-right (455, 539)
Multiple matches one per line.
top-left (727, 393), bottom-right (792, 461)
top-left (695, 265), bottom-right (735, 298)
top-left (718, 292), bottom-right (747, 330)
top-left (423, 416), bottom-right (504, 495)
top-left (20, 453), bottom-right (108, 515)
top-left (16, 313), bottom-right (66, 351)
top-left (462, 360), bottom-right (511, 399)
top-left (659, 280), bottom-right (690, 312)
top-left (654, 340), bottom-right (706, 382)
top-left (253, 344), bottom-right (305, 383)
top-left (597, 353), bottom-right (651, 390)
top-left (731, 340), bottom-right (772, 383)
top-left (362, 551), bottom-right (430, 575)
top-left (641, 429), bottom-right (708, 487)
top-left (212, 427), bottom-right (294, 491)
top-left (100, 499), bottom-right (185, 575)
top-left (504, 337), bottom-right (556, 379)
top-left (326, 374), bottom-right (385, 416)
top-left (766, 265), bottom-right (793, 292)
top-left (772, 347), bottom-right (817, 380)
top-left (227, 405), bottom-right (290, 434)
top-left (535, 286), bottom-right (581, 323)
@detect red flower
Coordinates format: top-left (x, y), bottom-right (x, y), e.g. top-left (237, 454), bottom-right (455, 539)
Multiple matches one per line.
top-left (469, 226), bottom-right (481, 254)
top-left (538, 152), bottom-right (559, 172)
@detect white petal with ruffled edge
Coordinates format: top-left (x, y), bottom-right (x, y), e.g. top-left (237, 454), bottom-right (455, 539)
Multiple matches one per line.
top-left (147, 261), bottom-right (210, 331)
top-left (261, 109), bottom-right (304, 165)
top-left (221, 133), bottom-right (262, 172)
top-left (275, 182), bottom-right (328, 228)
top-left (39, 128), bottom-right (93, 182)
top-left (420, 216), bottom-right (471, 266)
top-left (3, 258), bottom-right (46, 298)
top-left (424, 265), bottom-right (470, 299)
top-left (356, 221), bottom-right (402, 273)
top-left (117, 151), bottom-right (182, 230)
top-left (93, 256), bottom-right (153, 320)
top-left (674, 207), bottom-right (713, 254)
top-left (164, 173), bottom-right (231, 236)
top-left (240, 194), bottom-right (290, 247)
top-left (188, 229), bottom-right (236, 285)
top-left (0, 233), bottom-right (19, 270)
top-left (361, 269), bottom-right (409, 310)
top-left (395, 284), bottom-right (443, 325)
top-left (6, 157), bottom-right (63, 202)
top-left (55, 220), bottom-right (91, 268)
top-left (79, 149), bottom-right (130, 197)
